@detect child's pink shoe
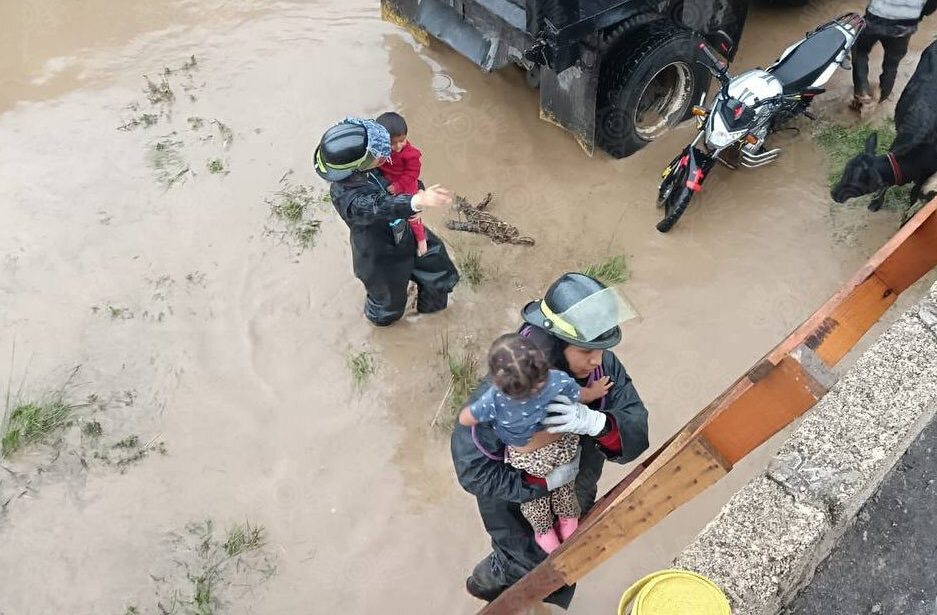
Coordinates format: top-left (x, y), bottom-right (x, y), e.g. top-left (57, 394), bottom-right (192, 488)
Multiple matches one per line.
top-left (534, 529), bottom-right (561, 554)
top-left (556, 517), bottom-right (579, 541)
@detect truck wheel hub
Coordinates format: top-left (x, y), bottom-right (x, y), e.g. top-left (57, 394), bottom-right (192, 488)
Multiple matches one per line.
top-left (634, 62), bottom-right (693, 140)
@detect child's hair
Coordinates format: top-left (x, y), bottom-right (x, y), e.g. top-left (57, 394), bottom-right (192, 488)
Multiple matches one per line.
top-left (488, 333), bottom-right (550, 399)
top-left (376, 111), bottom-right (408, 137)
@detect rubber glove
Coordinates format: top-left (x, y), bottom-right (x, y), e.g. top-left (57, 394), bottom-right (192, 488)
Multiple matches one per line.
top-left (543, 395), bottom-right (608, 437)
top-left (544, 448), bottom-right (581, 490)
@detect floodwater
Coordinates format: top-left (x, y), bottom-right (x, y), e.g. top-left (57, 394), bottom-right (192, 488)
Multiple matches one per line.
top-left (0, 1), bottom-right (932, 613)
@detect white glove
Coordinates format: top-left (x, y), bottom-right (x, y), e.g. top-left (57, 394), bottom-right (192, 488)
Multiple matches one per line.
top-left (544, 448), bottom-right (581, 490)
top-left (542, 395), bottom-right (608, 437)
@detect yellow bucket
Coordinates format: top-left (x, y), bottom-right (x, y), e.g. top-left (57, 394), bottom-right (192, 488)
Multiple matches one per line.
top-left (618, 569), bottom-right (731, 615)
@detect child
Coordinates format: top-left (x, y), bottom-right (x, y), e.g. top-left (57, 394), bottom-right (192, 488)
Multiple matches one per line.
top-left (376, 112), bottom-right (427, 257)
top-left (458, 334), bottom-right (609, 553)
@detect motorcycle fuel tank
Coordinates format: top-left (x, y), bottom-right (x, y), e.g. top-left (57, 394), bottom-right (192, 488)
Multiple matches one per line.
top-left (726, 69), bottom-right (783, 106)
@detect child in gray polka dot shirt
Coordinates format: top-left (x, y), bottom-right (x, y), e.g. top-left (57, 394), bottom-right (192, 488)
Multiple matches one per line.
top-left (458, 333), bottom-right (582, 553)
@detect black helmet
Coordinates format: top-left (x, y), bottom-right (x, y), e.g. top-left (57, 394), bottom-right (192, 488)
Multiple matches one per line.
top-left (313, 122), bottom-right (370, 182)
top-left (522, 273), bottom-right (626, 349)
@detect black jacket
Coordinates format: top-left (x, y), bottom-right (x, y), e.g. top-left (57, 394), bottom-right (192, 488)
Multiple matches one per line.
top-left (330, 170), bottom-right (458, 323)
top-left (451, 327), bottom-right (649, 608)
top-left (330, 169), bottom-right (417, 280)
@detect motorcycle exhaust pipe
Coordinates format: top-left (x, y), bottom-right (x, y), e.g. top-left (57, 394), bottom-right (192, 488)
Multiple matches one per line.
top-left (740, 147), bottom-right (781, 167)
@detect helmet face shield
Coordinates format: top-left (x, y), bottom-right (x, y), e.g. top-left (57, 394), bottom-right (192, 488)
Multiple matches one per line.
top-left (540, 287), bottom-right (639, 345)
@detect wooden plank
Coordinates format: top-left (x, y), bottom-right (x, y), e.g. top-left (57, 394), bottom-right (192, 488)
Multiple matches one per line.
top-left (808, 273), bottom-right (897, 365)
top-left (477, 198), bottom-right (937, 614)
top-left (480, 440), bottom-right (728, 614)
top-left (701, 356), bottom-right (825, 465)
top-left (875, 203), bottom-right (937, 293)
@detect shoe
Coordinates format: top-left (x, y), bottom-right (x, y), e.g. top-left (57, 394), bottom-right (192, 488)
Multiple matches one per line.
top-left (849, 92), bottom-right (873, 111)
top-left (465, 576), bottom-right (504, 602)
top-left (556, 517), bottom-right (579, 541)
top-left (534, 529), bottom-right (561, 554)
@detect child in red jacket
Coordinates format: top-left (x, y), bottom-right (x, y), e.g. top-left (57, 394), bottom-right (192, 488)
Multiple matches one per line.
top-left (376, 112), bottom-right (427, 256)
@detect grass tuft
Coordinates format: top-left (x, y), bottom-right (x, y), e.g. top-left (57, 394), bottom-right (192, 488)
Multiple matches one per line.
top-left (147, 136), bottom-right (189, 188)
top-left (153, 519), bottom-right (273, 614)
top-left (144, 75), bottom-right (175, 105)
top-left (267, 183), bottom-right (325, 250)
top-left (206, 158), bottom-right (226, 174)
top-left (433, 334), bottom-right (482, 430)
top-left (347, 351), bottom-right (377, 391)
top-left (458, 250), bottom-right (485, 288)
top-left (81, 420), bottom-right (103, 438)
top-left (582, 255), bottom-right (630, 285)
top-left (1, 399), bottom-right (72, 457)
top-left (222, 522), bottom-right (266, 557)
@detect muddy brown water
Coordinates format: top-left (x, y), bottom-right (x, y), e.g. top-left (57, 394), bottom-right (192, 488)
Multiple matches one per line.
top-left (1, 1), bottom-right (934, 613)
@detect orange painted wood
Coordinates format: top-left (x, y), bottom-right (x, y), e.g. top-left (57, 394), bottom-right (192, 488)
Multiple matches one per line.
top-left (701, 356), bottom-right (822, 465)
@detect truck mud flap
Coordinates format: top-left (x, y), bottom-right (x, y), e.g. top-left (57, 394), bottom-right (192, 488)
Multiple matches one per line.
top-left (415, 0), bottom-right (495, 70)
top-left (539, 62), bottom-right (600, 155)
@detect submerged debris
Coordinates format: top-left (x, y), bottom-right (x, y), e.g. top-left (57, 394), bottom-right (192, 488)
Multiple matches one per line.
top-left (265, 177), bottom-right (327, 251)
top-left (144, 75), bottom-right (176, 105)
top-left (210, 119), bottom-right (233, 149)
top-left (143, 519), bottom-right (276, 614)
top-left (206, 158), bottom-right (226, 174)
top-left (446, 193), bottom-right (535, 245)
top-left (162, 55), bottom-right (198, 76)
top-left (147, 136), bottom-right (190, 188)
top-left (1, 370), bottom-right (164, 521)
top-left (117, 113), bottom-right (159, 131)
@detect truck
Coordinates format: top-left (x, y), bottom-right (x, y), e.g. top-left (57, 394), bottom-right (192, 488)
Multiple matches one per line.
top-left (380, 0), bottom-right (758, 158)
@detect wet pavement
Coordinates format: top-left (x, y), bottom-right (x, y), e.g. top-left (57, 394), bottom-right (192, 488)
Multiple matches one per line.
top-left (784, 415), bottom-right (937, 615)
top-left (0, 1), bottom-right (932, 613)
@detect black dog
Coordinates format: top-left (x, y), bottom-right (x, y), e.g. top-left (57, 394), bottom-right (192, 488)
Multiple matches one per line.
top-left (832, 39), bottom-right (937, 210)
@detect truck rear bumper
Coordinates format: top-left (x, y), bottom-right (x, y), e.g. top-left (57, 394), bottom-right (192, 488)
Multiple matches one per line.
top-left (381, 0), bottom-right (598, 154)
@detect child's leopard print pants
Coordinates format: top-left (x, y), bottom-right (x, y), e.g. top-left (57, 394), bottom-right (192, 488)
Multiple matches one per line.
top-left (507, 433), bottom-right (581, 534)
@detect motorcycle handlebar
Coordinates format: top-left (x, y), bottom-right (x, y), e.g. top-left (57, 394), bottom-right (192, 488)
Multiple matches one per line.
top-left (697, 42), bottom-right (728, 75)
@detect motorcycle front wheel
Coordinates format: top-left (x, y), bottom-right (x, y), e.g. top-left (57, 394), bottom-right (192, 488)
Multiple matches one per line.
top-left (656, 188), bottom-right (694, 233)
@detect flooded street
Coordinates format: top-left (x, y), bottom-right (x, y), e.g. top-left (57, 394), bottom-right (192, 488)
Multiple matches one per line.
top-left (1, 1), bottom-right (933, 613)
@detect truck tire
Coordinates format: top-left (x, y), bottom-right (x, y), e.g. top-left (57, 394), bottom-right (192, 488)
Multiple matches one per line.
top-left (597, 21), bottom-right (710, 159)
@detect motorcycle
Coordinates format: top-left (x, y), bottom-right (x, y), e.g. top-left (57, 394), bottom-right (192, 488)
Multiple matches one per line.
top-left (656, 13), bottom-right (866, 233)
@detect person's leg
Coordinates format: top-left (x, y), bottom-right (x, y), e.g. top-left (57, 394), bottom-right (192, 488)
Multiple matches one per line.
top-left (412, 228), bottom-right (459, 314)
top-left (415, 285), bottom-right (448, 314)
top-left (356, 254), bottom-right (411, 326)
top-left (879, 33), bottom-right (912, 100)
top-left (363, 282), bottom-right (408, 325)
top-left (551, 482), bottom-right (581, 541)
top-left (851, 30), bottom-right (878, 102)
top-left (507, 447), bottom-right (562, 552)
top-left (520, 496), bottom-right (560, 552)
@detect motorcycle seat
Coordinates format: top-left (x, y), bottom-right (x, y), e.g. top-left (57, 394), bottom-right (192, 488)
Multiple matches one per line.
top-left (768, 27), bottom-right (846, 94)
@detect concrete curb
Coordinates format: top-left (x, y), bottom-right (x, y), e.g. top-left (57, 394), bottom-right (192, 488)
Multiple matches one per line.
top-left (673, 283), bottom-right (937, 615)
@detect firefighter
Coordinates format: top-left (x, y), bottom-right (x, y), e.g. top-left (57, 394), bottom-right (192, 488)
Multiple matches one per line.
top-left (451, 272), bottom-right (650, 608)
top-left (314, 118), bottom-right (459, 325)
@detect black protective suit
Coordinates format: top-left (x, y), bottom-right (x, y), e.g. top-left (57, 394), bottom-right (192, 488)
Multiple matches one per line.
top-left (330, 169), bottom-right (459, 325)
top-left (450, 327), bottom-right (650, 608)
